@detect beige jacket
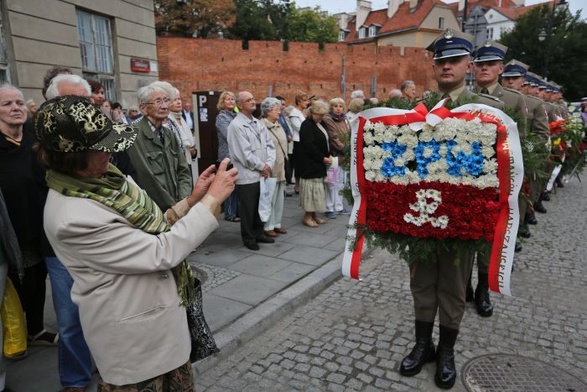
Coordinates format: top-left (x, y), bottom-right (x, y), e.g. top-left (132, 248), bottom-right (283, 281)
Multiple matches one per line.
top-left (44, 184), bottom-right (218, 385)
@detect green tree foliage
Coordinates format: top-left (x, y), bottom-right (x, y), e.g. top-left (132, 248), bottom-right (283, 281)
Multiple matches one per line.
top-left (228, 0), bottom-right (338, 43)
top-left (499, 5), bottom-right (587, 100)
top-left (288, 6), bottom-right (338, 43)
top-left (155, 0), bottom-right (236, 38)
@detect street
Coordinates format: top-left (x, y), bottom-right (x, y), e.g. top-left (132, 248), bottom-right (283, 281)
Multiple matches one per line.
top-left (195, 177), bottom-right (587, 391)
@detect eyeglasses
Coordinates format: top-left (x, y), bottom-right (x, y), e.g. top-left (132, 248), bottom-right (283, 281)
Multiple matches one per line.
top-left (144, 98), bottom-right (171, 107)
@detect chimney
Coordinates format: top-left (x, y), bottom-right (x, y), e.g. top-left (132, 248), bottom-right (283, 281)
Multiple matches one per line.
top-left (387, 0), bottom-right (401, 18)
top-left (409, 0), bottom-right (418, 11)
top-left (458, 0), bottom-right (465, 12)
top-left (356, 0), bottom-right (372, 31)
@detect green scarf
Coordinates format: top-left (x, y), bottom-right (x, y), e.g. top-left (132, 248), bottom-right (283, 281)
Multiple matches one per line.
top-left (46, 164), bottom-right (196, 306)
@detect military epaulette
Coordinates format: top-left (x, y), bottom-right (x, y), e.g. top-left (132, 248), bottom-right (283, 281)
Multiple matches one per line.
top-left (503, 87), bottom-right (524, 96)
top-left (477, 93), bottom-right (503, 103)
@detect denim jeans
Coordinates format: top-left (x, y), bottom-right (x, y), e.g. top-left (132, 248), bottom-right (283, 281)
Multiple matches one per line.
top-left (45, 257), bottom-right (93, 388)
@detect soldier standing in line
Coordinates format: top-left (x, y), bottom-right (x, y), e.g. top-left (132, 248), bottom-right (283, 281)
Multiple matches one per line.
top-left (399, 28), bottom-right (503, 390)
top-left (502, 60), bottom-right (550, 229)
top-left (469, 41), bottom-right (528, 318)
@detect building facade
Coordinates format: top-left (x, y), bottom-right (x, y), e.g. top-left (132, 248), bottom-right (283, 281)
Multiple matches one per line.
top-left (0, 0), bottom-right (158, 108)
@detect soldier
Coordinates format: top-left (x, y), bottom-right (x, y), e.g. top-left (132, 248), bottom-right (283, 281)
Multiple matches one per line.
top-left (502, 60), bottom-right (550, 228)
top-left (468, 41), bottom-right (528, 318)
top-left (399, 28), bottom-right (503, 390)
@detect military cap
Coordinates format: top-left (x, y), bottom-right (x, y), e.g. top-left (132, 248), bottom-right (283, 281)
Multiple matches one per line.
top-left (502, 59), bottom-right (529, 77)
top-left (426, 28), bottom-right (475, 60)
top-left (473, 41), bottom-right (508, 62)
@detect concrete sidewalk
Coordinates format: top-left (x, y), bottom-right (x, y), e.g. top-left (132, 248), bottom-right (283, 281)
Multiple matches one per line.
top-left (6, 189), bottom-right (355, 392)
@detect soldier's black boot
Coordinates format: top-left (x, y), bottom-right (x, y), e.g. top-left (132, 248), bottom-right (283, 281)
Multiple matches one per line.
top-left (555, 176), bottom-right (564, 188)
top-left (435, 326), bottom-right (459, 389)
top-left (400, 320), bottom-right (436, 376)
top-left (465, 269), bottom-right (474, 302)
top-left (540, 191), bottom-right (551, 202)
top-left (474, 272), bottom-right (493, 317)
top-left (525, 210), bottom-right (537, 225)
top-left (534, 200), bottom-right (547, 214)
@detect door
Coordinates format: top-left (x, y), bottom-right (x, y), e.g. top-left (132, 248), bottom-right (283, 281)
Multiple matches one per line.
top-left (192, 91), bottom-right (221, 176)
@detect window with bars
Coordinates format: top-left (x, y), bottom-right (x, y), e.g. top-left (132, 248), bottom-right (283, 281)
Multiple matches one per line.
top-left (77, 9), bottom-right (116, 100)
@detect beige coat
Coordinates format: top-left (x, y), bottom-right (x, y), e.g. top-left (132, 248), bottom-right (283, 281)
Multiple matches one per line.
top-left (262, 118), bottom-right (287, 182)
top-left (44, 185), bottom-right (218, 385)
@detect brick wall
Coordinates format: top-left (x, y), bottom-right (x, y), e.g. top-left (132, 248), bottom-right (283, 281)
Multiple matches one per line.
top-left (157, 37), bottom-right (438, 104)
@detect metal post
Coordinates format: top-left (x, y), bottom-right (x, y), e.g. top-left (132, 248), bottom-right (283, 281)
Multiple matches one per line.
top-left (371, 76), bottom-right (377, 99)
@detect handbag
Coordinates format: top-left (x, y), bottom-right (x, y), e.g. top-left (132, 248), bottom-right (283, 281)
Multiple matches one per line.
top-left (1, 277), bottom-right (27, 358)
top-left (186, 277), bottom-right (219, 362)
top-left (258, 177), bottom-right (277, 222)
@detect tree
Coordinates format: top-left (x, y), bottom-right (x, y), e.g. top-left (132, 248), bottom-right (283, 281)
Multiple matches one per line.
top-left (288, 6), bottom-right (338, 44)
top-left (499, 5), bottom-right (587, 100)
top-left (155, 0), bottom-right (236, 38)
top-left (227, 0), bottom-right (338, 44)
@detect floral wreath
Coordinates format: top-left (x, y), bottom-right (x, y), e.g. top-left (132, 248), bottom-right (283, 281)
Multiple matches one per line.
top-left (342, 99), bottom-right (523, 296)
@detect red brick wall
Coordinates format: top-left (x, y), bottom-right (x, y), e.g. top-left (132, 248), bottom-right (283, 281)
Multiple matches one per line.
top-left (157, 37), bottom-right (438, 104)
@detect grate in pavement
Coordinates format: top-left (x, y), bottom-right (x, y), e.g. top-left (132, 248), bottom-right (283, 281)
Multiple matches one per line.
top-left (462, 354), bottom-right (586, 392)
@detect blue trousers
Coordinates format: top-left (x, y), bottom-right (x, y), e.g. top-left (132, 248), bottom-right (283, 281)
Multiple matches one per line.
top-left (45, 257), bottom-right (93, 388)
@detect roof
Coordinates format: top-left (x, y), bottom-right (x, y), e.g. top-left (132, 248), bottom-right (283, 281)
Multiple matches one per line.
top-left (344, 0), bottom-right (449, 43)
top-left (491, 1), bottom-right (552, 21)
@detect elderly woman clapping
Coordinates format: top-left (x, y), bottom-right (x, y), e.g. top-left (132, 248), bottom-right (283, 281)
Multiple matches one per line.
top-left (35, 95), bottom-right (237, 390)
top-left (260, 97), bottom-right (288, 237)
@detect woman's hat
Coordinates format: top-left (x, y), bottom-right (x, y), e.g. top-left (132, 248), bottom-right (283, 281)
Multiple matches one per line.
top-left (35, 95), bottom-right (137, 153)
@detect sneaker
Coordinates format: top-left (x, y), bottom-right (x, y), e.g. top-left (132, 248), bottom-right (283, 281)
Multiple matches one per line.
top-left (325, 211), bottom-right (337, 219)
top-left (337, 208), bottom-right (352, 215)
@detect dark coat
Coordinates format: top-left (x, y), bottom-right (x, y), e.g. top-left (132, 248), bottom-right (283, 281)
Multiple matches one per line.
top-left (296, 118), bottom-right (330, 179)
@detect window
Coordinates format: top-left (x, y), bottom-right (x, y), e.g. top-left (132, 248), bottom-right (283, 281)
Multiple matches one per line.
top-left (76, 9), bottom-right (116, 100)
top-left (486, 28), bottom-right (493, 40)
top-left (369, 26), bottom-right (377, 37)
top-left (438, 17), bottom-right (445, 29)
top-left (339, 31), bottom-right (346, 42)
top-left (358, 27), bottom-right (366, 39)
top-left (0, 11), bottom-right (10, 83)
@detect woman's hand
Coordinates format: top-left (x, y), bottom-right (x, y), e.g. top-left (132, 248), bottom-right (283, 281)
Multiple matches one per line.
top-left (323, 156), bottom-right (332, 166)
top-left (205, 158), bottom-right (238, 203)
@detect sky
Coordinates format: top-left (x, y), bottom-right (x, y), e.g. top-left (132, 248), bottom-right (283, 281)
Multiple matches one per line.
top-left (294, 0), bottom-right (584, 19)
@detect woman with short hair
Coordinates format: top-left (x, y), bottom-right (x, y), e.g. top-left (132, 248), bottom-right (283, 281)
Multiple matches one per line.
top-left (260, 97), bottom-right (288, 237)
top-left (296, 100), bottom-right (332, 227)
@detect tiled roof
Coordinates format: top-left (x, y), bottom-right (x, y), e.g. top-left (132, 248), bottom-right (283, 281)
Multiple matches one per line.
top-left (492, 1), bottom-right (553, 20)
top-left (446, 0), bottom-right (518, 15)
top-left (344, 0), bottom-right (449, 42)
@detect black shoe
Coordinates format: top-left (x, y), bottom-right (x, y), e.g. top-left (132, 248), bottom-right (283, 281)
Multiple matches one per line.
top-left (256, 236), bottom-right (275, 244)
top-left (534, 200), bottom-right (547, 214)
top-left (435, 326), bottom-right (458, 389)
top-left (525, 211), bottom-right (537, 225)
top-left (518, 225), bottom-right (531, 239)
top-left (244, 241), bottom-right (260, 250)
top-left (400, 321), bottom-right (435, 377)
top-left (400, 341), bottom-right (436, 376)
top-left (474, 274), bottom-right (494, 318)
top-left (540, 191), bottom-right (551, 201)
top-left (515, 242), bottom-right (522, 253)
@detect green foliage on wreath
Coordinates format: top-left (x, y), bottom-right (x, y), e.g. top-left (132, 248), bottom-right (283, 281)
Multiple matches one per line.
top-left (342, 93), bottom-right (511, 264)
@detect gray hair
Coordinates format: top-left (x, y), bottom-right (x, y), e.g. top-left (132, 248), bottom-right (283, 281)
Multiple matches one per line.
top-left (45, 74), bottom-right (91, 100)
top-left (260, 97), bottom-right (281, 118)
top-left (350, 90), bottom-right (365, 99)
top-left (137, 85), bottom-right (168, 105)
top-left (400, 80), bottom-right (415, 92)
top-left (0, 83), bottom-right (23, 99)
top-left (329, 97), bottom-right (346, 111)
top-left (389, 89), bottom-right (403, 99)
top-left (307, 100), bottom-right (329, 116)
top-left (150, 80), bottom-right (179, 99)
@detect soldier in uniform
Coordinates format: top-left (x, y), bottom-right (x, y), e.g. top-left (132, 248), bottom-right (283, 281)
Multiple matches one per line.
top-left (467, 42), bottom-right (527, 318)
top-left (399, 29), bottom-right (503, 390)
top-left (502, 60), bottom-right (550, 228)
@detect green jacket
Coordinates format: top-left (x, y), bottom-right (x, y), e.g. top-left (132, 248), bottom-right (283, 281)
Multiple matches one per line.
top-left (474, 84), bottom-right (527, 137)
top-left (524, 95), bottom-right (550, 143)
top-left (127, 117), bottom-right (192, 211)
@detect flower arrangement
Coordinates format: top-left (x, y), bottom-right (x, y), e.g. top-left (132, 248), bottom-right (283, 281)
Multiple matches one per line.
top-left (342, 100), bottom-right (523, 296)
top-left (550, 116), bottom-right (586, 178)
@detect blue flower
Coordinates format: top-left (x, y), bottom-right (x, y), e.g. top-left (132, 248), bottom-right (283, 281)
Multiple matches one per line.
top-left (414, 139), bottom-right (442, 179)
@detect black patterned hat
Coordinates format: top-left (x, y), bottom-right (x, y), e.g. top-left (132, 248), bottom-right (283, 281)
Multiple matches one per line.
top-left (35, 95), bottom-right (137, 153)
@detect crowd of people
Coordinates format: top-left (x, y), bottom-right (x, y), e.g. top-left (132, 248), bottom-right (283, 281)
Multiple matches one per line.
top-left (0, 25), bottom-right (582, 392)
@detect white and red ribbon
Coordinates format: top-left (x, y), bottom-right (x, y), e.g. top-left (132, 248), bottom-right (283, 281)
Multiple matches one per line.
top-left (342, 102), bottom-right (523, 296)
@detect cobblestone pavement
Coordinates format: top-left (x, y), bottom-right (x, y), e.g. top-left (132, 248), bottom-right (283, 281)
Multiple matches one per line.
top-left (195, 177), bottom-right (587, 391)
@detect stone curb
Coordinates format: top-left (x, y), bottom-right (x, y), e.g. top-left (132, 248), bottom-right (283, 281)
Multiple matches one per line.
top-left (192, 247), bottom-right (374, 376)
